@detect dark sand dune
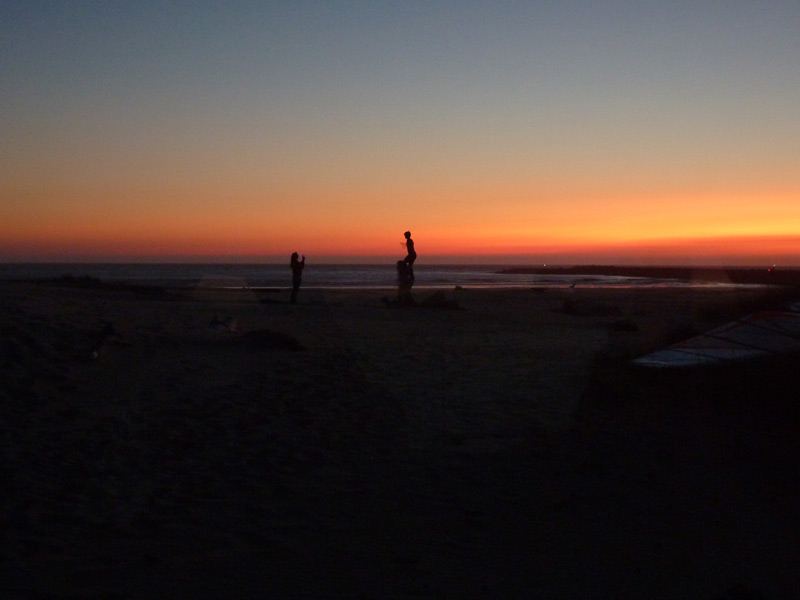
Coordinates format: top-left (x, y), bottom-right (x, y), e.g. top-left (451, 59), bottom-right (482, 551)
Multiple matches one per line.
top-left (2, 281), bottom-right (798, 598)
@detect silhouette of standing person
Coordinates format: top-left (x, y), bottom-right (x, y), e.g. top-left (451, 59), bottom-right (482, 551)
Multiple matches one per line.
top-left (403, 230), bottom-right (417, 284)
top-left (290, 252), bottom-right (305, 304)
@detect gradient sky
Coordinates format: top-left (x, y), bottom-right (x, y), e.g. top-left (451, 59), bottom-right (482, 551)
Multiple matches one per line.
top-left (2, 1), bottom-right (799, 263)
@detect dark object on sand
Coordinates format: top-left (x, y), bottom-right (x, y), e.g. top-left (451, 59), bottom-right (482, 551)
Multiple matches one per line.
top-left (290, 252), bottom-right (305, 304)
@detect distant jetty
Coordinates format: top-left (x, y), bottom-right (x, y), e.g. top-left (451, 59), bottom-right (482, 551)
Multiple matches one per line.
top-left (497, 265), bottom-right (800, 286)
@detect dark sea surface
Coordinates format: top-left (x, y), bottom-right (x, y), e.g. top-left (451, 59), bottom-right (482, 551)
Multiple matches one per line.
top-left (0, 263), bottom-right (767, 289)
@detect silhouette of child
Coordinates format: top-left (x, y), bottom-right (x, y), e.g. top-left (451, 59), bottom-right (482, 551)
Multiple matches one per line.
top-left (403, 231), bottom-right (416, 284)
top-left (290, 252), bottom-right (305, 304)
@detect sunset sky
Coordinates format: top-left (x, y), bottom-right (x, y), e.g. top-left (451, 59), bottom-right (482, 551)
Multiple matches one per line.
top-left (2, 1), bottom-right (799, 264)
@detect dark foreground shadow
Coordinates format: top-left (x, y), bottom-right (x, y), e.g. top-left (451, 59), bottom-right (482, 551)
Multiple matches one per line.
top-left (240, 329), bottom-right (305, 351)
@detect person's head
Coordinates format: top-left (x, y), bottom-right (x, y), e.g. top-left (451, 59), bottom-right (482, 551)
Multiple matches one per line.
top-left (291, 252), bottom-right (299, 262)
top-left (404, 231), bottom-right (411, 239)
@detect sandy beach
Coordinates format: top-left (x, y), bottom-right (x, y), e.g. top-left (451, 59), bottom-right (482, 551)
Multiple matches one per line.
top-left (2, 279), bottom-right (799, 598)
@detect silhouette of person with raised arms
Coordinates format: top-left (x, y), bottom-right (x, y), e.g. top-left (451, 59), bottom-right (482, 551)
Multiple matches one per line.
top-left (290, 252), bottom-right (305, 304)
top-left (403, 230), bottom-right (417, 284)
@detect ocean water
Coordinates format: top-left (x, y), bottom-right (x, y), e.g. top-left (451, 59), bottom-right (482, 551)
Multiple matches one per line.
top-left (0, 263), bottom-right (759, 289)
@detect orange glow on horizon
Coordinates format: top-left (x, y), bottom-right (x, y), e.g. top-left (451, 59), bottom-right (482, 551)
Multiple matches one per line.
top-left (4, 227), bottom-right (800, 265)
top-left (3, 178), bottom-right (798, 263)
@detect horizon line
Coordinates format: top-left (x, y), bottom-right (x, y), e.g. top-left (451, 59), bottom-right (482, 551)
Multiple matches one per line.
top-left (2, 259), bottom-right (798, 269)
